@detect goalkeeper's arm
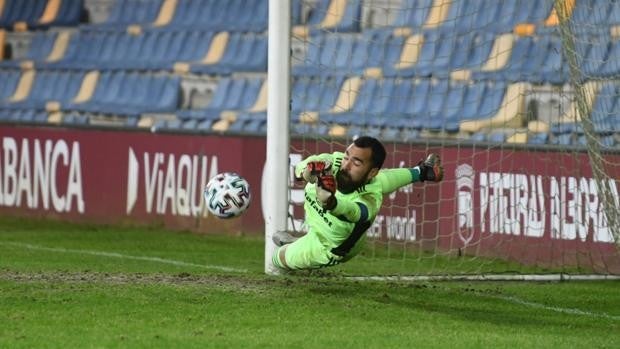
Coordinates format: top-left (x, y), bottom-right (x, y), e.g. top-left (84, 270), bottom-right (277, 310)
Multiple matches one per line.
top-left (315, 174), bottom-right (378, 224)
top-left (377, 154), bottom-right (444, 194)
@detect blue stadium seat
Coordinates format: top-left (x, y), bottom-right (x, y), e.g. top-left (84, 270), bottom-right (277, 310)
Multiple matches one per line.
top-left (52, 0), bottom-right (85, 27)
top-left (104, 0), bottom-right (163, 25)
top-left (227, 112), bottom-right (266, 134)
top-left (571, 0), bottom-right (612, 27)
top-left (42, 28), bottom-right (216, 71)
top-left (321, 78), bottom-right (396, 125)
top-left (596, 39), bottom-right (620, 77)
top-left (589, 83), bottom-right (616, 134)
top-left (0, 31), bottom-right (59, 68)
top-left (66, 71), bottom-right (180, 115)
top-left (470, 132), bottom-right (487, 142)
top-left (582, 35), bottom-right (613, 78)
top-left (475, 35), bottom-right (568, 84)
top-left (190, 33), bottom-right (267, 74)
top-left (291, 122), bottom-right (329, 136)
top-left (291, 75), bottom-right (344, 114)
top-left (0, 0), bottom-right (47, 28)
top-left (528, 132), bottom-right (549, 145)
top-left (442, 0), bottom-right (554, 33)
top-left (0, 69), bottom-right (21, 101)
top-left (488, 131), bottom-right (507, 143)
top-left (391, 0), bottom-right (433, 29)
top-left (177, 77), bottom-right (263, 121)
top-left (422, 81), bottom-right (466, 131)
top-left (3, 70), bottom-right (85, 110)
top-left (415, 79), bottom-right (449, 128)
top-left (304, 0), bottom-right (362, 33)
top-left (293, 34), bottom-right (341, 76)
top-left (168, 0), bottom-right (267, 31)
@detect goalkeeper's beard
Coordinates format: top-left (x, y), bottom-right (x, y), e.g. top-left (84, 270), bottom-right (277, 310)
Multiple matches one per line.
top-left (336, 170), bottom-right (367, 194)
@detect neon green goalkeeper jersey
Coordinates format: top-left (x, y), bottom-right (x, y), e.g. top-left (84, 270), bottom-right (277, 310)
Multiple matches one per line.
top-left (295, 151), bottom-right (420, 259)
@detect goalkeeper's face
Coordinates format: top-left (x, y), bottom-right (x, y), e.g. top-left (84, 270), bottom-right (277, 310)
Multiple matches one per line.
top-left (337, 144), bottom-right (379, 194)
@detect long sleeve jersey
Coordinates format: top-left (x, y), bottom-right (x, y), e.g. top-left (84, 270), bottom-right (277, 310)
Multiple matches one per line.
top-left (294, 151), bottom-right (421, 258)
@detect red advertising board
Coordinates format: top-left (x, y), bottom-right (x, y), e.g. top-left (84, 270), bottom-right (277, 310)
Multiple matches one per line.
top-left (1, 125), bottom-right (619, 272)
top-left (0, 126), bottom-right (266, 232)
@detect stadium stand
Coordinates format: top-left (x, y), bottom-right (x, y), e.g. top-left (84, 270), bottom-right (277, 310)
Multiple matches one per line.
top-left (0, 0), bottom-right (618, 147)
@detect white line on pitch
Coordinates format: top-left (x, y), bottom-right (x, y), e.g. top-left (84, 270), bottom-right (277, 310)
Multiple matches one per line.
top-left (2, 242), bottom-right (248, 274)
top-left (487, 294), bottom-right (620, 321)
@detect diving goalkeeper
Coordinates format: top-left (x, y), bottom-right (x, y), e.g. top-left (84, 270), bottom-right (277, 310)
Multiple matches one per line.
top-left (272, 136), bottom-right (444, 271)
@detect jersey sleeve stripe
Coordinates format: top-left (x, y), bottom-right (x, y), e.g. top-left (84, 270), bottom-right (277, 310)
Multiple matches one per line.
top-left (356, 202), bottom-right (369, 223)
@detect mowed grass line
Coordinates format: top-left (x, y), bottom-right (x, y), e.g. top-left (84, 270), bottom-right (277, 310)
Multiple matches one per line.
top-left (1, 217), bottom-right (619, 348)
top-left (0, 216), bottom-right (264, 275)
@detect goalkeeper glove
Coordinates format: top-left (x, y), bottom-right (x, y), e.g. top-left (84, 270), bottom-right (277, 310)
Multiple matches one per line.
top-left (418, 154), bottom-right (444, 182)
top-left (301, 160), bottom-right (332, 184)
top-left (316, 174), bottom-right (337, 210)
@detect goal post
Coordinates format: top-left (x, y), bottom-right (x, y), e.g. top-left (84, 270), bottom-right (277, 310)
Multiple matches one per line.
top-left (265, 0), bottom-right (620, 277)
top-left (264, 0), bottom-right (291, 275)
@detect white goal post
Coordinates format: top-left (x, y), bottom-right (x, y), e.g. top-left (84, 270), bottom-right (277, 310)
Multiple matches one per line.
top-left (264, 0), bottom-right (292, 275)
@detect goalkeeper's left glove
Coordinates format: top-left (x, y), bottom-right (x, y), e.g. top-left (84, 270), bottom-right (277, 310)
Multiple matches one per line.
top-left (418, 154), bottom-right (444, 182)
top-left (316, 174), bottom-right (337, 210)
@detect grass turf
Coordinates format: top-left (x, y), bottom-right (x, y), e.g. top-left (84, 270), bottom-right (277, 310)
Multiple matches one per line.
top-left (1, 217), bottom-right (619, 348)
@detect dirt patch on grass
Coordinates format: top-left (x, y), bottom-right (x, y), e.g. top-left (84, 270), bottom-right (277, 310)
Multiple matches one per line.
top-left (0, 269), bottom-right (349, 294)
top-left (0, 269), bottom-right (284, 291)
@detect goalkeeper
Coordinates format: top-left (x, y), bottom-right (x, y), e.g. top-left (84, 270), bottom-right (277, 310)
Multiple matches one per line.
top-left (272, 136), bottom-right (443, 271)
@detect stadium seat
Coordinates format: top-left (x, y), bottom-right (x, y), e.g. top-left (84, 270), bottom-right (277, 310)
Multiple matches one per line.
top-left (177, 77), bottom-right (263, 122)
top-left (190, 32), bottom-right (267, 74)
top-left (292, 30), bottom-right (405, 76)
top-left (0, 0), bottom-right (47, 29)
top-left (527, 132), bottom-right (549, 145)
top-left (166, 0), bottom-right (267, 31)
top-left (570, 0), bottom-right (611, 28)
top-left (390, 0), bottom-right (433, 30)
top-left (291, 75), bottom-right (344, 115)
top-left (0, 69), bottom-right (21, 100)
top-left (66, 71), bottom-right (180, 116)
top-left (294, 0), bottom-right (362, 36)
top-left (0, 31), bottom-right (60, 68)
top-left (104, 0), bottom-right (164, 26)
top-left (3, 69), bottom-right (85, 110)
top-left (226, 112), bottom-right (266, 134)
top-left (291, 122), bottom-right (329, 136)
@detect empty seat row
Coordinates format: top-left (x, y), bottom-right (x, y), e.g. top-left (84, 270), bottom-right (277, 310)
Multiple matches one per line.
top-left (173, 75), bottom-right (509, 134)
top-left (0, 69), bottom-right (180, 116)
top-left (98, 0), bottom-right (578, 34)
top-left (102, 0), bottom-right (287, 31)
top-left (177, 76), bottom-right (264, 120)
top-left (376, 0), bottom-right (620, 34)
top-left (5, 28), bottom-right (267, 74)
top-left (0, 0), bottom-right (83, 29)
top-left (314, 78), bottom-right (507, 133)
top-left (173, 75), bottom-right (620, 136)
top-left (294, 30), bottom-right (620, 83)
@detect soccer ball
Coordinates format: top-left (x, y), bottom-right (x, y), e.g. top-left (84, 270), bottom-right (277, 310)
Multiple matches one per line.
top-left (203, 172), bottom-right (251, 218)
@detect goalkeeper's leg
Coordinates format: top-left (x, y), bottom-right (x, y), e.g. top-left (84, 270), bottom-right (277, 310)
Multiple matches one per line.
top-left (272, 232), bottom-right (341, 270)
top-left (272, 230), bottom-right (304, 247)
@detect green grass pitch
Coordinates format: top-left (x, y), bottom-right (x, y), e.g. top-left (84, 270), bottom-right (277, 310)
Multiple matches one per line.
top-left (1, 216), bottom-right (619, 348)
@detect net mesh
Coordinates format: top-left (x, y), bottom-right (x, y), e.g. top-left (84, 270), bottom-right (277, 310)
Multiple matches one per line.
top-left (286, 0), bottom-right (620, 276)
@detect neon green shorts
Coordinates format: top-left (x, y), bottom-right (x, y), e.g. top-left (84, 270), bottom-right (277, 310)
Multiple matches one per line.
top-left (273, 232), bottom-right (342, 270)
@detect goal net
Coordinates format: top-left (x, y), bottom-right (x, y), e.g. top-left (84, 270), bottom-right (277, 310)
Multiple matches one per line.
top-left (280, 0), bottom-right (620, 277)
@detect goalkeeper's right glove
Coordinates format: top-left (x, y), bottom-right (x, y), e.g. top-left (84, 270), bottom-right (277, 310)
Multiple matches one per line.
top-left (316, 174), bottom-right (337, 210)
top-left (418, 154), bottom-right (444, 182)
top-left (301, 160), bottom-right (332, 184)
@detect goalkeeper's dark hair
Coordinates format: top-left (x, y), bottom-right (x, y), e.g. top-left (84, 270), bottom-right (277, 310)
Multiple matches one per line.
top-left (354, 136), bottom-right (386, 169)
